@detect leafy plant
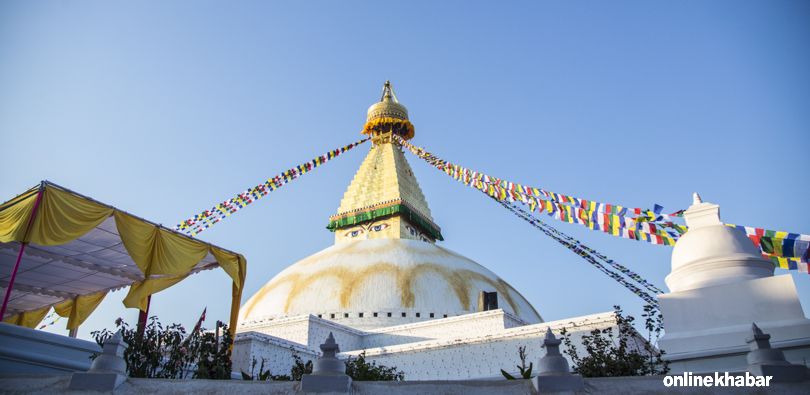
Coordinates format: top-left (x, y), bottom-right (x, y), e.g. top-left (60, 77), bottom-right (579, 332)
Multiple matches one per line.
top-left (344, 351), bottom-right (404, 381)
top-left (640, 304), bottom-right (668, 376)
top-left (560, 305), bottom-right (670, 377)
top-left (290, 349), bottom-right (314, 381)
top-left (190, 321), bottom-right (233, 380)
top-left (91, 316), bottom-right (233, 380)
top-left (285, 349), bottom-right (403, 381)
top-left (501, 346), bottom-right (533, 379)
top-left (241, 357), bottom-right (291, 381)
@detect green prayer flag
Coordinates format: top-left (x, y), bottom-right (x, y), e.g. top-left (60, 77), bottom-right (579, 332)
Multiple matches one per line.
top-left (761, 236), bottom-right (775, 254)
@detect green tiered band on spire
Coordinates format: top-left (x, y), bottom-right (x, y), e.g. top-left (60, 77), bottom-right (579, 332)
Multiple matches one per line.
top-left (327, 200), bottom-right (443, 241)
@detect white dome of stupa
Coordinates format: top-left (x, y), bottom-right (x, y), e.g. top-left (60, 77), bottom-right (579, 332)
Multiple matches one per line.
top-left (666, 193), bottom-right (774, 292)
top-left (239, 239), bottom-right (542, 329)
top-left (671, 224), bottom-right (766, 271)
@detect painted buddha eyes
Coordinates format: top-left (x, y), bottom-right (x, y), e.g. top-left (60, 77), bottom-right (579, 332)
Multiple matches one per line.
top-left (371, 224), bottom-right (388, 232)
top-left (345, 229), bottom-right (364, 238)
top-left (405, 225), bottom-right (430, 242)
top-left (344, 223), bottom-right (387, 239)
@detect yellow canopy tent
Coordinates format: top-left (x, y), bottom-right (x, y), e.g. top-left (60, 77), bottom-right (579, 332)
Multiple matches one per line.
top-left (0, 181), bottom-right (246, 345)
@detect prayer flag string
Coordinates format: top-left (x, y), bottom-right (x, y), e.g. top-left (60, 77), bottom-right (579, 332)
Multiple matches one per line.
top-left (726, 224), bottom-right (809, 273)
top-left (396, 136), bottom-right (808, 275)
top-left (394, 136), bottom-right (681, 243)
top-left (505, 202), bottom-right (664, 295)
top-left (174, 138), bottom-right (370, 236)
top-left (37, 310), bottom-right (60, 330)
top-left (392, 136), bottom-right (662, 307)
top-left (499, 199), bottom-right (661, 308)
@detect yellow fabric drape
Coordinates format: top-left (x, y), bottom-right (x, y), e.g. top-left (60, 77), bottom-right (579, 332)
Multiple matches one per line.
top-left (0, 188), bottom-right (39, 243)
top-left (27, 186), bottom-right (113, 246)
top-left (228, 281), bottom-right (243, 352)
top-left (114, 211), bottom-right (209, 277)
top-left (210, 248), bottom-right (245, 291)
top-left (2, 184), bottom-right (250, 331)
top-left (213, 249), bottom-right (247, 350)
top-left (123, 275), bottom-right (190, 311)
top-left (114, 215), bottom-right (249, 312)
top-left (112, 210), bottom-right (156, 274)
top-left (2, 307), bottom-right (50, 329)
top-left (52, 293), bottom-right (106, 329)
top-left (53, 299), bottom-right (73, 318)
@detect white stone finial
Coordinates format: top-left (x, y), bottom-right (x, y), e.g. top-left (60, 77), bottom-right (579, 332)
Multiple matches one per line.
top-left (533, 327), bottom-right (584, 390)
top-left (303, 332), bottom-right (351, 392)
top-left (682, 194), bottom-right (721, 229)
top-left (544, 327), bottom-right (556, 342)
top-left (318, 332), bottom-right (340, 359)
top-left (745, 323), bottom-right (810, 381)
top-left (747, 323), bottom-right (772, 351)
top-left (536, 328), bottom-right (567, 373)
top-left (69, 330), bottom-right (129, 390)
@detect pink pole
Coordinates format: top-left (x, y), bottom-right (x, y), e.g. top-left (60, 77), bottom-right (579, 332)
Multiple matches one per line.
top-left (0, 186), bottom-right (44, 321)
top-left (137, 295), bottom-right (151, 335)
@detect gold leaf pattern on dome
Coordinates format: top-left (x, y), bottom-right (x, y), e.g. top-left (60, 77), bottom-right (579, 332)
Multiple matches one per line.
top-left (239, 240), bottom-right (543, 325)
top-left (241, 262), bottom-right (525, 318)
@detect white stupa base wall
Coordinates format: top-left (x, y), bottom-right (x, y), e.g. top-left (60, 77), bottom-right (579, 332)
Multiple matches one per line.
top-left (232, 332), bottom-right (321, 378)
top-left (659, 274), bottom-right (810, 374)
top-left (662, 337), bottom-right (810, 375)
top-left (234, 310), bottom-right (624, 380)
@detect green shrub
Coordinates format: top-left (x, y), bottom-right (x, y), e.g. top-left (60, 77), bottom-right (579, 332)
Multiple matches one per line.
top-left (290, 349), bottom-right (313, 381)
top-left (344, 351), bottom-right (404, 381)
top-left (241, 357), bottom-right (292, 381)
top-left (263, 349), bottom-right (403, 381)
top-left (560, 305), bottom-right (669, 377)
top-left (91, 316), bottom-right (233, 379)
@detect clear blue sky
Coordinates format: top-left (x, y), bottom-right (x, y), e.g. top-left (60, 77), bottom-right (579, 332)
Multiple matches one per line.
top-left (1, 1), bottom-right (808, 341)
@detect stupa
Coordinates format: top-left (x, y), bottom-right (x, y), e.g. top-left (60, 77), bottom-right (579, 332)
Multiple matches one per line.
top-left (231, 82), bottom-right (621, 380)
top-left (238, 81), bottom-right (542, 329)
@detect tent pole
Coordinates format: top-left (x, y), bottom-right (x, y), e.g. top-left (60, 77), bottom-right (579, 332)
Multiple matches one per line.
top-left (137, 295), bottom-right (151, 334)
top-left (0, 244), bottom-right (28, 320)
top-left (0, 183), bottom-right (44, 320)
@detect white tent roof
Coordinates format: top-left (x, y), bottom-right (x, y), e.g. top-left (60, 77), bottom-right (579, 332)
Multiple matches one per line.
top-left (1, 182), bottom-right (239, 322)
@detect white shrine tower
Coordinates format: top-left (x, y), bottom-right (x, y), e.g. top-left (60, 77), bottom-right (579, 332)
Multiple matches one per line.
top-left (658, 193), bottom-right (810, 373)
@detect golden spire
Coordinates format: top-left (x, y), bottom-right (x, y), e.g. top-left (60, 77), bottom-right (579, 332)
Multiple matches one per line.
top-left (327, 82), bottom-right (441, 244)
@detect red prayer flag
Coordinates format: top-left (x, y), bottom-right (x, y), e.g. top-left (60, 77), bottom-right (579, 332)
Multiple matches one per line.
top-left (192, 307), bottom-right (207, 333)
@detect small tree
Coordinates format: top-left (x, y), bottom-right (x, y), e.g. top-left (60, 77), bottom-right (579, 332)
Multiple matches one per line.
top-left (640, 304), bottom-right (668, 376)
top-left (560, 305), bottom-right (669, 377)
top-left (285, 349), bottom-right (403, 381)
top-left (344, 351), bottom-right (404, 381)
top-left (91, 316), bottom-right (233, 379)
top-left (290, 349), bottom-right (314, 381)
top-left (190, 321), bottom-right (233, 380)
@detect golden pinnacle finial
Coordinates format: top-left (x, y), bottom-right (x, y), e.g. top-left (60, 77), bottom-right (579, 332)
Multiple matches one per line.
top-left (380, 80), bottom-right (398, 103)
top-left (364, 81), bottom-right (415, 141)
top-left (369, 81), bottom-right (408, 121)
